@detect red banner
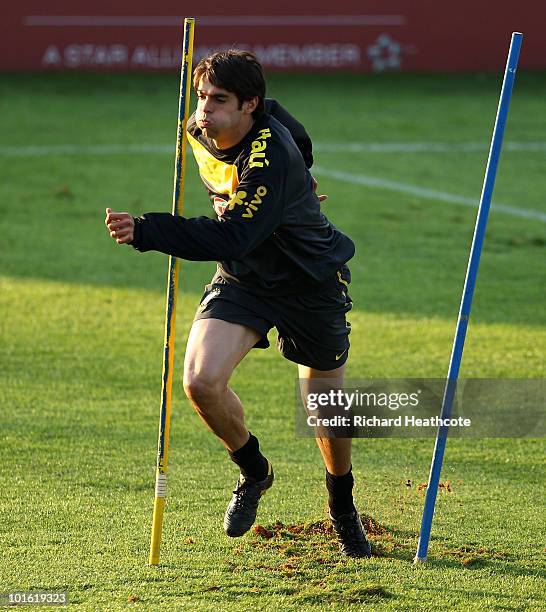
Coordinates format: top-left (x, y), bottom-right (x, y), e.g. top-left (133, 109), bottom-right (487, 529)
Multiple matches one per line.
top-left (1, 1), bottom-right (544, 72)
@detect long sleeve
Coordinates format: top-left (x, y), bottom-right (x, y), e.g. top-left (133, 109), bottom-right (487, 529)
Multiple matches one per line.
top-left (265, 99), bottom-right (313, 169)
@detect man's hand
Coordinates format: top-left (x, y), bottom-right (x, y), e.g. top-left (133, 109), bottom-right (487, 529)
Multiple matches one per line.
top-left (105, 208), bottom-right (135, 244)
top-left (311, 176), bottom-right (328, 202)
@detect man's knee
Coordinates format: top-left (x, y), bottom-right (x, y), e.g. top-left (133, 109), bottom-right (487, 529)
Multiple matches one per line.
top-left (183, 369), bottom-right (226, 408)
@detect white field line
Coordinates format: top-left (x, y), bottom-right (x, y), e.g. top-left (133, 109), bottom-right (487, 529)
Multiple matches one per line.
top-left (315, 142), bottom-right (546, 153)
top-left (0, 144), bottom-right (172, 156)
top-left (2, 142), bottom-right (546, 157)
top-left (313, 165), bottom-right (546, 222)
top-left (24, 15), bottom-right (406, 27)
top-left (1, 141), bottom-right (544, 222)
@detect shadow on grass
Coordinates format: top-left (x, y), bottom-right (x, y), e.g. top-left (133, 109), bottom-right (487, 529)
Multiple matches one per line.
top-left (405, 583), bottom-right (545, 610)
top-left (422, 548), bottom-right (546, 580)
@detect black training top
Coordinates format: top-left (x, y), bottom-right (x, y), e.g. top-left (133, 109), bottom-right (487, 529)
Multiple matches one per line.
top-left (130, 100), bottom-right (355, 295)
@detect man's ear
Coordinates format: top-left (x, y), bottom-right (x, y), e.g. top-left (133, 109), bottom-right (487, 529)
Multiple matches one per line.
top-left (242, 96), bottom-right (259, 115)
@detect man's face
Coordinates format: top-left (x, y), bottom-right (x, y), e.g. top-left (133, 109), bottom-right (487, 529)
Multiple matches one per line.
top-left (195, 77), bottom-right (247, 141)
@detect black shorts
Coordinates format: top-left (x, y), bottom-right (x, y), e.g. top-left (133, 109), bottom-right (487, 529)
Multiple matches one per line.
top-left (193, 266), bottom-right (353, 371)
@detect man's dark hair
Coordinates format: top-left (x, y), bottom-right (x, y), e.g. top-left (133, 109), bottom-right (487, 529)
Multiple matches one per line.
top-left (193, 50), bottom-right (266, 119)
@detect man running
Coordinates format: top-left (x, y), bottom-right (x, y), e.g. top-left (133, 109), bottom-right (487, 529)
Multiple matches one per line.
top-left (105, 50), bottom-right (371, 558)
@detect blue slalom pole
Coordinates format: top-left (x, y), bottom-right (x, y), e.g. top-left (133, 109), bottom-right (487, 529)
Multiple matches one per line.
top-left (414, 32), bottom-right (523, 563)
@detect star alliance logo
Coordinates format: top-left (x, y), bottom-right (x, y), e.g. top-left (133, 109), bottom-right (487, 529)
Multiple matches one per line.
top-left (367, 34), bottom-right (402, 72)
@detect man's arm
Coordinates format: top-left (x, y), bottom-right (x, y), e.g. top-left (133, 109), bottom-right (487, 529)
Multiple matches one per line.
top-left (107, 209), bottom-right (279, 261)
top-left (106, 147), bottom-right (286, 260)
top-left (265, 99), bottom-right (313, 169)
top-left (265, 99), bottom-right (328, 201)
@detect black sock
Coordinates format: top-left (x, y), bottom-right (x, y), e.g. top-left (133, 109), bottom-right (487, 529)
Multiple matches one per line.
top-left (326, 467), bottom-right (355, 518)
top-left (229, 433), bottom-right (269, 481)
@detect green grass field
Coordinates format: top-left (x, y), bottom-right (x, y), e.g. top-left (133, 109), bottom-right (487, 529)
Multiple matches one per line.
top-left (1, 70), bottom-right (545, 610)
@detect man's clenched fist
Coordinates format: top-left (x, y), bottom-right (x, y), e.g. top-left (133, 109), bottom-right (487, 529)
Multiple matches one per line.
top-left (105, 208), bottom-right (135, 244)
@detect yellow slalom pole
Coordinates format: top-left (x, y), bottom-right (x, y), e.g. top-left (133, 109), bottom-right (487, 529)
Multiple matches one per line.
top-left (149, 17), bottom-right (195, 566)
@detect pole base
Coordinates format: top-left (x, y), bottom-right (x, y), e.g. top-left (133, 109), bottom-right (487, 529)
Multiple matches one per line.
top-left (149, 495), bottom-right (166, 565)
top-left (413, 555), bottom-right (427, 564)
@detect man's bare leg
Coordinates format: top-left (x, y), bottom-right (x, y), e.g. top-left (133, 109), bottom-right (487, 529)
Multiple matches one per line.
top-left (183, 317), bottom-right (273, 537)
top-left (183, 318), bottom-right (261, 451)
top-left (298, 363), bottom-right (371, 558)
top-left (297, 363), bottom-right (351, 475)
